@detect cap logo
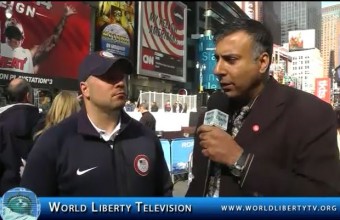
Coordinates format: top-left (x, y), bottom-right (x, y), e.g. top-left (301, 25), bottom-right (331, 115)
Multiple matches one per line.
top-left (99, 51), bottom-right (115, 58)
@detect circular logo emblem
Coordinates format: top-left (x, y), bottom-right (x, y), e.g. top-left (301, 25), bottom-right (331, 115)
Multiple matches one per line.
top-left (0, 187), bottom-right (41, 220)
top-left (101, 23), bottom-right (131, 57)
top-left (134, 155), bottom-right (149, 176)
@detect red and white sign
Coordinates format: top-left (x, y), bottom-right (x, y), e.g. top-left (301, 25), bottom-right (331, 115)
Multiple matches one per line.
top-left (137, 1), bottom-right (187, 82)
top-left (314, 78), bottom-right (331, 103)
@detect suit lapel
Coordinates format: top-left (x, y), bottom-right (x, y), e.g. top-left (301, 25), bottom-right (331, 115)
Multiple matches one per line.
top-left (234, 79), bottom-right (287, 147)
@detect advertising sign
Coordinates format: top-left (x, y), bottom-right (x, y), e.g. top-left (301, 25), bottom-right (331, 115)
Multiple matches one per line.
top-left (95, 1), bottom-right (135, 61)
top-left (197, 35), bottom-right (220, 91)
top-left (314, 78), bottom-right (331, 103)
top-left (288, 29), bottom-right (315, 52)
top-left (0, 1), bottom-right (90, 90)
top-left (170, 138), bottom-right (194, 175)
top-left (137, 1), bottom-right (187, 82)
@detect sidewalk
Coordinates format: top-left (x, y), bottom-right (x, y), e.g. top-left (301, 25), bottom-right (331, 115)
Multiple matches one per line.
top-left (173, 174), bottom-right (189, 196)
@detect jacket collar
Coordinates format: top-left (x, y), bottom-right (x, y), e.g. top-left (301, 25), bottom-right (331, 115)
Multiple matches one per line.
top-left (77, 108), bottom-right (132, 138)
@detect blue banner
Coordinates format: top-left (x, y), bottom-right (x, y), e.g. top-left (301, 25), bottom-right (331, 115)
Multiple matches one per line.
top-left (197, 35), bottom-right (220, 91)
top-left (170, 138), bottom-right (194, 175)
top-left (19, 197), bottom-right (340, 219)
top-left (160, 139), bottom-right (171, 172)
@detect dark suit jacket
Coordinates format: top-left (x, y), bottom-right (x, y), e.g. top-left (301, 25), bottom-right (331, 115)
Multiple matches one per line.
top-left (186, 78), bottom-right (340, 196)
top-left (0, 104), bottom-right (40, 194)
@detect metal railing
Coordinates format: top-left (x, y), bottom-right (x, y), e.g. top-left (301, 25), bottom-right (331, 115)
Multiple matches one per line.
top-left (138, 91), bottom-right (197, 112)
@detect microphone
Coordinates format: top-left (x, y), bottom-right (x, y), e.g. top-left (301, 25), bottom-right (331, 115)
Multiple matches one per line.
top-left (204, 90), bottom-right (230, 130)
top-left (202, 91), bottom-right (229, 196)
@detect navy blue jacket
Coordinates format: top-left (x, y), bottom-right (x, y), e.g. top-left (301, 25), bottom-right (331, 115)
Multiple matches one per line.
top-left (21, 108), bottom-right (173, 196)
top-left (0, 103), bottom-right (40, 194)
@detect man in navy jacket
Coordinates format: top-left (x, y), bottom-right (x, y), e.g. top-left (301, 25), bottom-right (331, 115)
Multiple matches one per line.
top-left (0, 78), bottom-right (39, 194)
top-left (21, 51), bottom-right (173, 196)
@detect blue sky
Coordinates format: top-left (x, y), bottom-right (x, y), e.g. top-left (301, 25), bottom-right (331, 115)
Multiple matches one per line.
top-left (322, 1), bottom-right (340, 8)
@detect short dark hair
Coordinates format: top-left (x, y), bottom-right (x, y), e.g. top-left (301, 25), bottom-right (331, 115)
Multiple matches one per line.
top-left (139, 102), bottom-right (148, 110)
top-left (215, 18), bottom-right (273, 73)
top-left (6, 78), bottom-right (32, 103)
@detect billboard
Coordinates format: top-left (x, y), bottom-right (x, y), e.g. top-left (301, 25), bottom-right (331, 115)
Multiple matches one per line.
top-left (0, 1), bottom-right (90, 90)
top-left (314, 78), bottom-right (331, 103)
top-left (95, 2), bottom-right (135, 62)
top-left (197, 35), bottom-right (220, 91)
top-left (137, 2), bottom-right (187, 82)
top-left (288, 29), bottom-right (315, 52)
top-left (170, 138), bottom-right (194, 175)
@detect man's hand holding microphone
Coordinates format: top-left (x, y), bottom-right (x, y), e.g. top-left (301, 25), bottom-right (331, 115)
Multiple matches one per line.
top-left (198, 125), bottom-right (243, 167)
top-left (198, 91), bottom-right (253, 181)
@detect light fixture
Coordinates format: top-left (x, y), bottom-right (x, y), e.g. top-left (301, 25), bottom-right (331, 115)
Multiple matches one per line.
top-left (204, 9), bottom-right (212, 17)
top-left (5, 4), bottom-right (13, 19)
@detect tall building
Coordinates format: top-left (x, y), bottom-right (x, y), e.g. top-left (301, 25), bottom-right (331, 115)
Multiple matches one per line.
top-left (321, 4), bottom-right (340, 78)
top-left (235, 2), bottom-right (281, 44)
top-left (281, 2), bottom-right (321, 50)
top-left (262, 2), bottom-right (281, 45)
top-left (234, 1), bottom-right (263, 22)
top-left (289, 48), bottom-right (323, 94)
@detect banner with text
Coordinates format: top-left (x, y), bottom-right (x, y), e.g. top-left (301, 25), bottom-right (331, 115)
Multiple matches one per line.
top-left (95, 1), bottom-right (135, 61)
top-left (0, 1), bottom-right (90, 90)
top-left (197, 35), bottom-right (220, 91)
top-left (137, 2), bottom-right (187, 82)
top-left (314, 78), bottom-right (331, 103)
top-left (3, 197), bottom-right (340, 219)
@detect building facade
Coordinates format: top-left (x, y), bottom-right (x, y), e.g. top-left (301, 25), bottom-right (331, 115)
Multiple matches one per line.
top-left (262, 2), bottom-right (281, 45)
top-left (289, 48), bottom-right (323, 94)
top-left (234, 1), bottom-right (263, 22)
top-left (321, 4), bottom-right (340, 78)
top-left (281, 2), bottom-right (321, 50)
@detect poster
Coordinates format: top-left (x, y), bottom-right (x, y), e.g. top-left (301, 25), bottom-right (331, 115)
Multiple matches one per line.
top-left (288, 29), bottom-right (316, 52)
top-left (95, 1), bottom-right (135, 61)
top-left (137, 1), bottom-right (187, 82)
top-left (171, 138), bottom-right (194, 175)
top-left (314, 78), bottom-right (331, 103)
top-left (197, 35), bottom-right (220, 91)
top-left (0, 1), bottom-right (90, 90)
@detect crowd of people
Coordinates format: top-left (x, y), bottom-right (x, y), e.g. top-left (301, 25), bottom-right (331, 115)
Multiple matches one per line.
top-left (0, 18), bottom-right (339, 201)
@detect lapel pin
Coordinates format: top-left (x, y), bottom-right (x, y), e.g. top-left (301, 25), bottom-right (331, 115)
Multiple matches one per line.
top-left (252, 124), bottom-right (260, 132)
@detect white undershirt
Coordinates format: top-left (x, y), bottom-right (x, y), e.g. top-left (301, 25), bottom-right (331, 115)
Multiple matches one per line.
top-left (87, 115), bottom-right (121, 149)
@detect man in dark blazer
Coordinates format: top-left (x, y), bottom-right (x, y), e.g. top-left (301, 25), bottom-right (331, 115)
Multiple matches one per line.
top-left (0, 78), bottom-right (40, 194)
top-left (186, 18), bottom-right (340, 196)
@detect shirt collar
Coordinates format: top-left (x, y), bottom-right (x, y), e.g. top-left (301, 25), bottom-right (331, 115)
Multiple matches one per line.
top-left (87, 114), bottom-right (121, 142)
top-left (77, 108), bottom-right (132, 138)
